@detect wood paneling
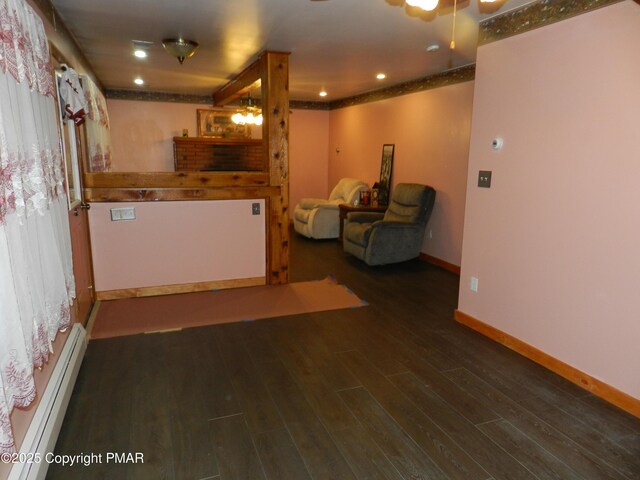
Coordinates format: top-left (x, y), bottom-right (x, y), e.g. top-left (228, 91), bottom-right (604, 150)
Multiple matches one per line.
top-left (84, 187), bottom-right (278, 202)
top-left (96, 276), bottom-right (265, 300)
top-left (84, 171), bottom-right (269, 188)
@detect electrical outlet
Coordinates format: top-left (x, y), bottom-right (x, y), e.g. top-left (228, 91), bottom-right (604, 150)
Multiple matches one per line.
top-left (478, 171), bottom-right (492, 188)
top-left (470, 276), bottom-right (479, 292)
top-left (252, 203), bottom-right (261, 215)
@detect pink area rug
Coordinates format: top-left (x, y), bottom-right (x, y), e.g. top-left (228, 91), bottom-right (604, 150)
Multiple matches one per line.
top-left (90, 276), bottom-right (367, 339)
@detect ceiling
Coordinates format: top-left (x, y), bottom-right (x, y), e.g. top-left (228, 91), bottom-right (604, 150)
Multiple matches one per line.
top-left (51, 0), bottom-right (534, 102)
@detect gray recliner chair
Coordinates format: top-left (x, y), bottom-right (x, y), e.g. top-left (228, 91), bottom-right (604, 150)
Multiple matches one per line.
top-left (343, 183), bottom-right (436, 265)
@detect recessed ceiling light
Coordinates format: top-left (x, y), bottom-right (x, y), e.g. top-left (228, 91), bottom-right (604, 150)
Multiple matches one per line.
top-left (319, 91), bottom-right (328, 97)
top-left (426, 43), bottom-right (440, 53)
top-left (376, 73), bottom-right (386, 80)
top-left (134, 77), bottom-right (144, 86)
top-left (132, 40), bottom-right (153, 59)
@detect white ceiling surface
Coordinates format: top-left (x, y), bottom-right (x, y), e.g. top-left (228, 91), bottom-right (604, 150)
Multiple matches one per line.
top-left (51, 0), bottom-right (533, 101)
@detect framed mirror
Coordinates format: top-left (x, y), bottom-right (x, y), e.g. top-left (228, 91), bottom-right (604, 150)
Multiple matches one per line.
top-left (378, 144), bottom-right (394, 205)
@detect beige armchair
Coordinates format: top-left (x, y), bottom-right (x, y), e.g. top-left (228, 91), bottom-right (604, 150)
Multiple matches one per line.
top-left (294, 178), bottom-right (369, 239)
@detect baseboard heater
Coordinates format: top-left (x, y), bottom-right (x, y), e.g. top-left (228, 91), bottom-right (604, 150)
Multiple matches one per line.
top-left (8, 323), bottom-right (87, 480)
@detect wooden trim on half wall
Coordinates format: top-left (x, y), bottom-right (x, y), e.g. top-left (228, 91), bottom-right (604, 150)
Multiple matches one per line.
top-left (96, 277), bottom-right (266, 301)
top-left (419, 253), bottom-right (461, 275)
top-left (454, 309), bottom-right (640, 419)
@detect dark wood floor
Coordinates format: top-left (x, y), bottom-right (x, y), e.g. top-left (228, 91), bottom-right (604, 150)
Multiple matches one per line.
top-left (49, 233), bottom-right (640, 480)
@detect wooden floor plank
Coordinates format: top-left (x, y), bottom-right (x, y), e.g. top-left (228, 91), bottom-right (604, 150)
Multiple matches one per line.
top-left (476, 419), bottom-right (583, 480)
top-left (181, 328), bottom-right (242, 420)
top-left (439, 328), bottom-right (639, 442)
top-left (399, 352), bottom-right (500, 425)
top-left (518, 394), bottom-right (640, 479)
top-left (215, 323), bottom-right (284, 434)
top-left (445, 368), bottom-right (627, 480)
top-left (209, 414), bottom-right (266, 480)
top-left (338, 351), bottom-right (491, 480)
top-left (268, 321), bottom-right (360, 432)
top-left (617, 434), bottom-right (640, 457)
top-left (330, 426), bottom-right (405, 480)
top-left (389, 371), bottom-right (539, 480)
top-left (274, 312), bottom-right (361, 390)
top-left (48, 339), bottom-right (130, 480)
top-left (127, 335), bottom-right (176, 480)
top-left (254, 428), bottom-right (313, 480)
top-left (252, 357), bottom-right (322, 426)
top-left (286, 420), bottom-right (358, 480)
top-left (339, 387), bottom-right (449, 480)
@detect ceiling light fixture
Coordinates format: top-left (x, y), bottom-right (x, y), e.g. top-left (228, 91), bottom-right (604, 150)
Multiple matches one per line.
top-left (319, 91), bottom-right (328, 97)
top-left (232, 94), bottom-right (263, 126)
top-left (132, 40), bottom-right (153, 59)
top-left (406, 0), bottom-right (439, 11)
top-left (162, 38), bottom-right (199, 64)
top-left (134, 77), bottom-right (144, 85)
top-left (376, 73), bottom-right (386, 80)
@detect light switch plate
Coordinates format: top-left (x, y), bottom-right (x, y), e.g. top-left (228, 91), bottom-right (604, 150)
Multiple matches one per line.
top-left (252, 203), bottom-right (261, 215)
top-left (110, 207), bottom-right (136, 221)
top-left (478, 170), bottom-right (492, 188)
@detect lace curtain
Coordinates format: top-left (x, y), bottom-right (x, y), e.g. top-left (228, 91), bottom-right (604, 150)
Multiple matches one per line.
top-left (0, 0), bottom-right (75, 454)
top-left (84, 76), bottom-right (111, 172)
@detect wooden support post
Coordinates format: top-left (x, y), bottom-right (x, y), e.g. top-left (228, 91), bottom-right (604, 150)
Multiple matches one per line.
top-left (261, 51), bottom-right (290, 285)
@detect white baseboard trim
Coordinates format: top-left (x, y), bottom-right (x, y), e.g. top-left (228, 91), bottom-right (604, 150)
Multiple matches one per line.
top-left (8, 323), bottom-right (87, 480)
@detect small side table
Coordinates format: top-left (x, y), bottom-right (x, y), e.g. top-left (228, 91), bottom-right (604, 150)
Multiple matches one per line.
top-left (338, 203), bottom-right (387, 244)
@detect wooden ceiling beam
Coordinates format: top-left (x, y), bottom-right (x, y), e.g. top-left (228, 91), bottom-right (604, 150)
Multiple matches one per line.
top-left (212, 59), bottom-right (262, 106)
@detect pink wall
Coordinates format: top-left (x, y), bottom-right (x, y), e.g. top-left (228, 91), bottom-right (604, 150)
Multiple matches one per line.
top-left (290, 109), bottom-right (330, 208)
top-left (107, 100), bottom-right (328, 209)
top-left (89, 200), bottom-right (266, 291)
top-left (107, 100), bottom-right (200, 171)
top-left (328, 83), bottom-right (474, 266)
top-left (458, 1), bottom-right (640, 399)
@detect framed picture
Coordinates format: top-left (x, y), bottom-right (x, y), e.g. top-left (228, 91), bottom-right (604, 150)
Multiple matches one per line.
top-left (378, 144), bottom-right (394, 205)
top-left (196, 109), bottom-right (249, 138)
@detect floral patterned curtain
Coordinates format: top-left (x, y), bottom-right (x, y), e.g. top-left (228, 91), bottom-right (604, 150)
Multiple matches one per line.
top-left (0, 0), bottom-right (75, 454)
top-left (83, 76), bottom-right (112, 172)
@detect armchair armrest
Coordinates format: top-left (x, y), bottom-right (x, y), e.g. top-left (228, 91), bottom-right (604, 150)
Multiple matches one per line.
top-left (315, 202), bottom-right (339, 210)
top-left (370, 220), bottom-right (422, 231)
top-left (346, 212), bottom-right (384, 223)
top-left (298, 198), bottom-right (332, 210)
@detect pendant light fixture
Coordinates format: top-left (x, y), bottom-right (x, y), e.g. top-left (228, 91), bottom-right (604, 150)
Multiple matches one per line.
top-left (406, 0), bottom-right (439, 11)
top-left (232, 94), bottom-right (263, 126)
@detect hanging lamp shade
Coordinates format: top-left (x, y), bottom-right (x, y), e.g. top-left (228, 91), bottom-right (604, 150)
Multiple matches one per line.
top-left (406, 0), bottom-right (439, 11)
top-left (162, 38), bottom-right (199, 64)
top-left (232, 94), bottom-right (263, 126)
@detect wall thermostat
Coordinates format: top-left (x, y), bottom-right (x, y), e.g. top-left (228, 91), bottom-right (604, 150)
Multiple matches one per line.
top-left (492, 137), bottom-right (504, 150)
